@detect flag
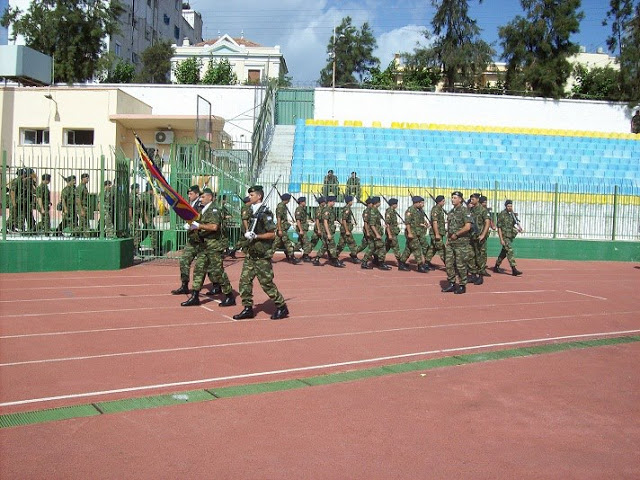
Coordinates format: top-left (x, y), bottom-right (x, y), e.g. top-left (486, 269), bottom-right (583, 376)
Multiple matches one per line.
top-left (134, 134), bottom-right (199, 222)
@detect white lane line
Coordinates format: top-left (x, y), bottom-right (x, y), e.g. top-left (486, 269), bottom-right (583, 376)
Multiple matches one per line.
top-left (0, 293), bottom-right (177, 303)
top-left (0, 306), bottom-right (184, 319)
top-left (0, 283), bottom-right (174, 297)
top-left (2, 310), bottom-right (639, 367)
top-left (565, 290), bottom-right (608, 301)
top-left (1, 328), bottom-right (638, 408)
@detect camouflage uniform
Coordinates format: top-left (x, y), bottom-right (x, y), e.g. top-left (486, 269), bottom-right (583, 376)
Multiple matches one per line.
top-left (57, 182), bottom-right (77, 233)
top-left (400, 205), bottom-right (427, 266)
top-left (469, 203), bottom-right (490, 275)
top-left (496, 209), bottom-right (519, 269)
top-left (316, 203), bottom-right (339, 259)
top-left (445, 204), bottom-right (472, 285)
top-left (294, 203), bottom-right (311, 253)
top-left (35, 181), bottom-right (51, 233)
top-left (129, 187), bottom-right (142, 248)
top-left (191, 203), bottom-right (232, 294)
top-left (238, 206), bottom-right (286, 308)
top-left (76, 181), bottom-right (90, 235)
top-left (362, 204), bottom-right (386, 263)
top-left (322, 173), bottom-right (340, 197)
top-left (178, 199), bottom-right (203, 284)
top-left (425, 203), bottom-right (446, 265)
top-left (269, 200), bottom-right (297, 258)
top-left (384, 206), bottom-right (403, 261)
top-left (138, 189), bottom-right (159, 255)
top-left (336, 203), bottom-right (358, 255)
top-left (345, 175), bottom-right (361, 199)
top-left (7, 176), bottom-right (20, 231)
top-left (305, 202), bottom-right (325, 256)
top-left (101, 185), bottom-right (115, 238)
top-left (357, 203), bottom-right (371, 255)
top-left (22, 174), bottom-right (37, 231)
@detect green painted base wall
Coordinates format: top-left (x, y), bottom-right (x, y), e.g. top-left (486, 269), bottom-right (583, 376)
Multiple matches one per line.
top-left (0, 239), bottom-right (134, 273)
top-left (318, 233), bottom-right (640, 263)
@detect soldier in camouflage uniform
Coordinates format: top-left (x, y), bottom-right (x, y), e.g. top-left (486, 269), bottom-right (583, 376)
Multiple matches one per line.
top-left (36, 173), bottom-right (52, 233)
top-left (227, 195), bottom-right (252, 258)
top-left (180, 188), bottom-right (236, 307)
top-left (269, 193), bottom-right (300, 264)
top-left (129, 183), bottom-right (142, 250)
top-left (313, 196), bottom-right (346, 267)
top-left (171, 185), bottom-right (203, 295)
top-left (305, 196), bottom-right (326, 260)
top-left (233, 185), bottom-right (289, 320)
top-left (7, 169), bottom-right (22, 231)
top-left (335, 195), bottom-right (360, 263)
top-left (55, 175), bottom-right (78, 234)
top-left (442, 191), bottom-right (472, 294)
top-left (398, 196), bottom-right (429, 273)
top-left (467, 193), bottom-right (492, 285)
top-left (495, 199), bottom-right (523, 276)
top-left (22, 168), bottom-right (37, 232)
top-left (356, 197), bottom-right (373, 256)
top-left (424, 194), bottom-right (446, 270)
top-left (138, 183), bottom-right (159, 256)
top-left (344, 172), bottom-right (361, 200)
top-left (294, 196), bottom-right (313, 262)
top-left (76, 173), bottom-right (91, 236)
top-left (362, 196), bottom-right (391, 270)
top-left (322, 169), bottom-right (340, 197)
top-left (384, 198), bottom-right (404, 268)
top-left (99, 180), bottom-right (115, 238)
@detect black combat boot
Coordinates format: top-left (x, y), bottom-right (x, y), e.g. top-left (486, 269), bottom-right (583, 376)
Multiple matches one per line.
top-left (171, 281), bottom-right (189, 295)
top-left (288, 254), bottom-right (301, 265)
top-left (417, 264), bottom-right (430, 273)
top-left (361, 260), bottom-right (373, 269)
top-left (377, 262), bottom-right (391, 271)
top-left (312, 257), bottom-right (323, 266)
top-left (205, 283), bottom-right (222, 296)
top-left (468, 274), bottom-right (478, 284)
top-left (330, 257), bottom-right (346, 268)
top-left (473, 275), bottom-right (484, 285)
top-left (512, 267), bottom-right (523, 276)
top-left (350, 253), bottom-right (359, 264)
top-left (302, 253), bottom-right (312, 263)
top-left (271, 304), bottom-right (289, 320)
top-left (397, 261), bottom-right (410, 271)
top-left (219, 292), bottom-right (236, 307)
top-left (454, 284), bottom-right (466, 294)
top-left (426, 261), bottom-right (437, 270)
top-left (480, 270), bottom-right (492, 277)
top-left (441, 282), bottom-right (456, 293)
top-left (181, 290), bottom-right (200, 306)
top-left (493, 264), bottom-right (505, 274)
top-left (226, 248), bottom-right (237, 258)
top-left (233, 306), bottom-right (255, 320)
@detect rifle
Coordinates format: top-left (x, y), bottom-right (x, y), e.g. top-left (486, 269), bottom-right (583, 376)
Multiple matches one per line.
top-left (381, 194), bottom-right (405, 225)
top-left (248, 175), bottom-right (281, 234)
top-left (408, 189), bottom-right (431, 224)
top-left (487, 207), bottom-right (497, 230)
top-left (510, 211), bottom-right (524, 233)
top-left (274, 185), bottom-right (298, 226)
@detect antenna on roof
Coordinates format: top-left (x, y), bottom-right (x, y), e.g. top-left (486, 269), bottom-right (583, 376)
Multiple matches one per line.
top-left (240, 30), bottom-right (244, 39)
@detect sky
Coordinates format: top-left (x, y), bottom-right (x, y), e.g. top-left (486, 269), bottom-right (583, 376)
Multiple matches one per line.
top-left (187, 0), bottom-right (613, 86)
top-left (0, 0), bottom-right (8, 45)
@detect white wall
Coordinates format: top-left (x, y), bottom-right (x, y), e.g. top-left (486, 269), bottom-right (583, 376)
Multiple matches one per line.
top-left (314, 88), bottom-right (633, 134)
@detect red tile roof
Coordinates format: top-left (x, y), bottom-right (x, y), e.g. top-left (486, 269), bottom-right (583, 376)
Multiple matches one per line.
top-left (196, 37), bottom-right (262, 47)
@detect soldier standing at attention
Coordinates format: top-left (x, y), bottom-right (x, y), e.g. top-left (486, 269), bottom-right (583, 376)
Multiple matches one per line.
top-left (233, 185), bottom-right (289, 320)
top-left (336, 195), bottom-right (360, 263)
top-left (181, 188), bottom-right (236, 308)
top-left (99, 180), bottom-right (115, 238)
top-left (398, 196), bottom-right (429, 273)
top-left (494, 199), bottom-right (523, 276)
top-left (345, 172), bottom-right (361, 200)
top-left (322, 169), bottom-right (340, 197)
top-left (362, 196), bottom-right (391, 270)
top-left (270, 193), bottom-right (300, 264)
top-left (171, 185), bottom-right (203, 295)
top-left (76, 173), bottom-right (91, 236)
top-left (442, 191), bottom-right (472, 294)
top-left (424, 194), bottom-right (446, 270)
top-left (294, 196), bottom-right (312, 262)
top-left (384, 198), bottom-right (403, 268)
top-left (36, 173), bottom-right (52, 234)
top-left (468, 193), bottom-right (491, 285)
top-left (56, 175), bottom-right (78, 234)
top-left (129, 183), bottom-right (141, 249)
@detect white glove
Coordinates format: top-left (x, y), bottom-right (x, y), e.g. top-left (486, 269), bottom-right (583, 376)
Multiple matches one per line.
top-left (183, 223), bottom-right (191, 230)
top-left (189, 221), bottom-right (199, 230)
top-left (244, 231), bottom-right (257, 241)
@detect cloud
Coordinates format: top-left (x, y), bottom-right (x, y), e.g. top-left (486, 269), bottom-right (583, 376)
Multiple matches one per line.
top-left (374, 25), bottom-right (429, 68)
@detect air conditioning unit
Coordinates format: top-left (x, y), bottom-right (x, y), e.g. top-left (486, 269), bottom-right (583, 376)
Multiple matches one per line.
top-left (155, 131), bottom-right (174, 144)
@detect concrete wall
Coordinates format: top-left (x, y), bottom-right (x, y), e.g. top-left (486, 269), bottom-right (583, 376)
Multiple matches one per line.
top-left (314, 88), bottom-right (634, 134)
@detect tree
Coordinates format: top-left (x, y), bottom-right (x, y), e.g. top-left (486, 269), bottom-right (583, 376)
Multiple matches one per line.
top-left (430, 0), bottom-right (494, 90)
top-left (201, 58), bottom-right (238, 85)
top-left (607, 1), bottom-right (640, 104)
top-left (1, 0), bottom-right (124, 84)
top-left (319, 16), bottom-right (380, 87)
top-left (570, 64), bottom-right (622, 100)
top-left (173, 57), bottom-right (202, 84)
top-left (603, 0), bottom-right (635, 57)
top-left (137, 40), bottom-right (175, 84)
top-left (499, 0), bottom-right (584, 98)
top-left (103, 59), bottom-right (136, 84)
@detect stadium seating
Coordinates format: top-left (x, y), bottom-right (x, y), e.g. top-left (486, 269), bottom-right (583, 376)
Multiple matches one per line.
top-left (289, 119), bottom-right (640, 194)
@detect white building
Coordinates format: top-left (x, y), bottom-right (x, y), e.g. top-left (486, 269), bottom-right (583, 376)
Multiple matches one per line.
top-left (171, 34), bottom-right (288, 84)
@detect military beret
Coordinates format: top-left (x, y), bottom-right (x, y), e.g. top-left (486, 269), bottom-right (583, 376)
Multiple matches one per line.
top-left (326, 195), bottom-right (337, 202)
top-left (470, 193), bottom-right (480, 199)
top-left (298, 196), bottom-right (306, 203)
top-left (42, 174), bottom-right (51, 181)
top-left (370, 196), bottom-right (381, 204)
top-left (248, 185), bottom-right (263, 193)
top-left (451, 191), bottom-right (464, 198)
top-left (16, 168), bottom-right (24, 176)
top-left (202, 188), bottom-right (214, 195)
top-left (68, 175), bottom-right (77, 182)
top-left (365, 197), bottom-right (372, 204)
top-left (412, 196), bottom-right (424, 203)
top-left (328, 169), bottom-right (334, 174)
top-left (81, 173), bottom-right (90, 179)
top-left (104, 179), bottom-right (112, 186)
top-left (479, 195), bottom-right (487, 203)
top-left (388, 198), bottom-right (398, 206)
top-left (243, 196), bottom-right (250, 203)
top-left (344, 195), bottom-right (353, 203)
top-left (281, 193), bottom-right (291, 201)
top-left (505, 199), bottom-right (513, 206)
top-left (317, 196), bottom-right (326, 204)
top-left (189, 185), bottom-right (201, 194)
top-left (435, 195), bottom-right (445, 203)
top-left (26, 168), bottom-right (35, 175)
top-left (131, 182), bottom-right (139, 189)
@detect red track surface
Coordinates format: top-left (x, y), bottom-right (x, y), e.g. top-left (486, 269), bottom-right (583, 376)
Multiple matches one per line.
top-left (1, 256), bottom-right (639, 478)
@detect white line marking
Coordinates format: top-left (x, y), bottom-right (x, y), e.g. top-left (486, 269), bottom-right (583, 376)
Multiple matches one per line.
top-left (1, 329), bottom-right (638, 408)
top-left (0, 292), bottom-right (176, 304)
top-left (0, 306), bottom-right (183, 319)
top-left (565, 290), bottom-right (608, 301)
top-left (3, 310), bottom-right (639, 367)
top-left (0, 283), bottom-right (175, 295)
